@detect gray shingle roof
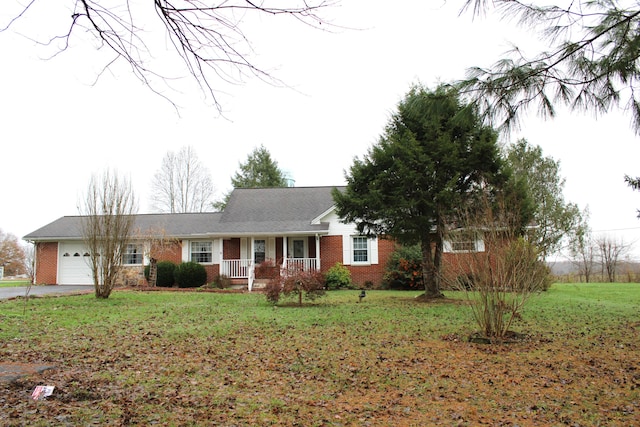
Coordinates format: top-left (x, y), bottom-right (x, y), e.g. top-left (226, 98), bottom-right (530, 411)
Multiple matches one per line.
top-left (23, 213), bottom-right (224, 241)
top-left (219, 186), bottom-right (342, 234)
top-left (24, 186), bottom-right (344, 240)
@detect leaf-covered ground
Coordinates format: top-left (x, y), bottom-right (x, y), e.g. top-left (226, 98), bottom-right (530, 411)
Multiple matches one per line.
top-left (1, 285), bottom-right (639, 426)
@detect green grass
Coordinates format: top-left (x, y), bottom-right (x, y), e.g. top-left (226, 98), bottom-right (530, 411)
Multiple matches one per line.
top-left (0, 280), bottom-right (30, 288)
top-left (1, 284), bottom-right (639, 426)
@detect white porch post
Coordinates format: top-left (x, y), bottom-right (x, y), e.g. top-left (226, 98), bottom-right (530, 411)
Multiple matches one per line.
top-left (248, 237), bottom-right (255, 292)
top-left (315, 234), bottom-right (321, 271)
top-left (282, 236), bottom-right (288, 268)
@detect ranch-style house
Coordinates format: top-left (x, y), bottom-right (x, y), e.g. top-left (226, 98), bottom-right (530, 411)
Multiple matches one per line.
top-left (24, 186), bottom-right (486, 289)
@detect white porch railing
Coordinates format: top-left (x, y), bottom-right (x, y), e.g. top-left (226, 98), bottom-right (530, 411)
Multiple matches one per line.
top-left (284, 258), bottom-right (319, 271)
top-left (220, 258), bottom-right (318, 292)
top-left (221, 259), bottom-right (253, 278)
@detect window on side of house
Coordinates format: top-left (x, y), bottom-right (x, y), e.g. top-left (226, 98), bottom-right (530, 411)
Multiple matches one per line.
top-left (123, 243), bottom-right (143, 265)
top-left (446, 231), bottom-right (482, 253)
top-left (452, 239), bottom-right (476, 252)
top-left (254, 239), bottom-right (266, 264)
top-left (352, 236), bottom-right (369, 263)
top-left (191, 241), bottom-right (213, 263)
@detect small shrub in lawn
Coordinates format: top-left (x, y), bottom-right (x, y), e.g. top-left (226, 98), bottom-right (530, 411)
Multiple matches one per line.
top-left (266, 267), bottom-right (325, 305)
top-left (174, 262), bottom-right (207, 288)
top-left (324, 262), bottom-right (352, 290)
top-left (212, 274), bottom-right (231, 289)
top-left (383, 244), bottom-right (423, 289)
top-left (144, 261), bottom-right (177, 287)
top-left (264, 280), bottom-right (282, 304)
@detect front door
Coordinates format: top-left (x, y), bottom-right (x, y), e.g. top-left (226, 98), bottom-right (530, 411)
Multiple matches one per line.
top-left (292, 239), bottom-right (305, 258)
top-left (254, 239), bottom-right (266, 264)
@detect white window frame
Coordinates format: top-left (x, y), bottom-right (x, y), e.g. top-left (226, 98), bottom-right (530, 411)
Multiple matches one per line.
top-left (123, 243), bottom-right (143, 265)
top-left (351, 236), bottom-right (370, 264)
top-left (451, 240), bottom-right (477, 252)
top-left (190, 241), bottom-right (213, 264)
top-left (444, 231), bottom-right (485, 253)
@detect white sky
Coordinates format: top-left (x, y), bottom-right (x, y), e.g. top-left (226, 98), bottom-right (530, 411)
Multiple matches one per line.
top-left (2, 1), bottom-right (640, 260)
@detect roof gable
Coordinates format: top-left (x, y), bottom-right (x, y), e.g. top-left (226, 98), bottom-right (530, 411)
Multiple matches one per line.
top-left (219, 186), bottom-right (343, 234)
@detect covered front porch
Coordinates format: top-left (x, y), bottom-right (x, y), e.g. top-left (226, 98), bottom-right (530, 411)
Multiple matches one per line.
top-left (219, 235), bottom-right (322, 291)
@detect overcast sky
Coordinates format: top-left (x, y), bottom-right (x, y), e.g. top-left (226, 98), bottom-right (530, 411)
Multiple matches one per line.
top-left (2, 1), bottom-right (640, 260)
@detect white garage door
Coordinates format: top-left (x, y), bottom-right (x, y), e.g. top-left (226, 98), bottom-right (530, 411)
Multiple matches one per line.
top-left (58, 242), bottom-right (94, 285)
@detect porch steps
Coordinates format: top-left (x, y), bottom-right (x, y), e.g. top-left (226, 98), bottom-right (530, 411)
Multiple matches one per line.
top-left (228, 278), bottom-right (269, 291)
top-left (252, 279), bottom-right (269, 290)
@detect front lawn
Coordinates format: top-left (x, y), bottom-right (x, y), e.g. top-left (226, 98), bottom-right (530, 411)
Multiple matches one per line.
top-left (1, 284), bottom-right (639, 426)
top-left (0, 280), bottom-right (30, 288)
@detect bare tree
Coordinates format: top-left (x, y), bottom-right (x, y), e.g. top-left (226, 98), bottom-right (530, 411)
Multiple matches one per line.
top-left (80, 170), bottom-right (138, 298)
top-left (23, 243), bottom-right (36, 284)
top-left (0, 229), bottom-right (27, 276)
top-left (596, 235), bottom-right (631, 283)
top-left (150, 146), bottom-right (215, 213)
top-left (3, 1), bottom-right (334, 110)
top-left (567, 207), bottom-right (596, 283)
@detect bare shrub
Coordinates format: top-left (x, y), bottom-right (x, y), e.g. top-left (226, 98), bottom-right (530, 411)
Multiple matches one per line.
top-left (80, 170), bottom-right (137, 299)
top-left (447, 195), bottom-right (550, 339)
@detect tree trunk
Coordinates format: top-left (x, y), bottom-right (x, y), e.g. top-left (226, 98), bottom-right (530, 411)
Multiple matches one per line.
top-left (94, 282), bottom-right (112, 299)
top-left (421, 235), bottom-right (444, 299)
top-left (433, 214), bottom-right (446, 296)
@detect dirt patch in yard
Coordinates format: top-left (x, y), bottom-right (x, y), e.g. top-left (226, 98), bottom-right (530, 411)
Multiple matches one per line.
top-left (0, 363), bottom-right (57, 383)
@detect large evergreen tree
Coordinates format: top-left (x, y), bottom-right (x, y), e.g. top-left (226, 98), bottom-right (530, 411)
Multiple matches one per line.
top-left (215, 145), bottom-right (289, 210)
top-left (231, 145), bottom-right (289, 188)
top-left (459, 0), bottom-right (640, 134)
top-left (333, 84), bottom-right (507, 298)
top-left (460, 0), bottom-right (640, 222)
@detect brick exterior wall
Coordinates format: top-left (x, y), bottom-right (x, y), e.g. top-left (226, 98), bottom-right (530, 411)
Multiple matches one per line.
top-left (320, 235), bottom-right (395, 288)
top-left (35, 242), bottom-right (58, 285)
top-left (38, 235), bottom-right (396, 288)
top-left (320, 235), bottom-right (343, 274)
top-left (441, 252), bottom-right (477, 285)
top-left (153, 241), bottom-right (183, 264)
top-left (348, 238), bottom-right (395, 288)
top-left (203, 264), bottom-right (220, 283)
top-left (440, 242), bottom-right (505, 288)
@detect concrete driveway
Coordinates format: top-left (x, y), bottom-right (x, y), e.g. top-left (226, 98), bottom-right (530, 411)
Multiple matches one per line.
top-left (0, 285), bottom-right (94, 300)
